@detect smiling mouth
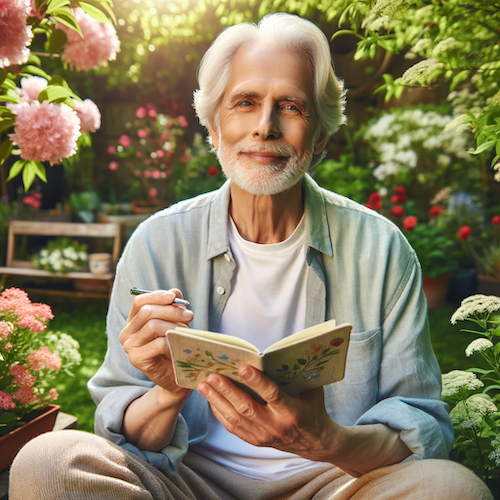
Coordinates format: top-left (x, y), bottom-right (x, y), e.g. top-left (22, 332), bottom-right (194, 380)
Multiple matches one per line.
top-left (241, 152), bottom-right (288, 163)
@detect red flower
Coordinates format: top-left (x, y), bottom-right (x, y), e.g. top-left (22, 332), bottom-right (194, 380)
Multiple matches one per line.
top-left (391, 195), bottom-right (400, 204)
top-left (457, 225), bottom-right (471, 239)
top-left (330, 338), bottom-right (344, 347)
top-left (107, 145), bottom-right (116, 154)
top-left (430, 206), bottom-right (443, 217)
top-left (207, 166), bottom-right (219, 177)
top-left (395, 185), bottom-right (406, 195)
top-left (403, 216), bottom-right (417, 231)
top-left (137, 129), bottom-right (148, 138)
top-left (368, 193), bottom-right (382, 211)
top-left (492, 215), bottom-right (500, 225)
top-left (391, 206), bottom-right (404, 217)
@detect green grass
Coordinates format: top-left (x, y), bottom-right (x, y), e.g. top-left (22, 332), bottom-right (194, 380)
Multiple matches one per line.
top-left (46, 297), bottom-right (486, 433)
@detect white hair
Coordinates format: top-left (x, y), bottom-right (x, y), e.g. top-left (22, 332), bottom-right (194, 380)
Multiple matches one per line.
top-left (193, 13), bottom-right (347, 149)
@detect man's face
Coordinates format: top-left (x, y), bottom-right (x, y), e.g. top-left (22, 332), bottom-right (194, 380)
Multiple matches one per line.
top-left (211, 43), bottom-right (326, 196)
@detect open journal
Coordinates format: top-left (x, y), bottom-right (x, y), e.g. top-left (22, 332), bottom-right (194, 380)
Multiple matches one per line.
top-left (166, 319), bottom-right (352, 397)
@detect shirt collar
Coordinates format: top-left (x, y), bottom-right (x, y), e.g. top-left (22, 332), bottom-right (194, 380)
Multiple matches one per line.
top-left (206, 174), bottom-right (333, 260)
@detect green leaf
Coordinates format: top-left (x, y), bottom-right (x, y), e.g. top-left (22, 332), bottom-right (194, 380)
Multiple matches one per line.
top-left (51, 9), bottom-right (83, 37)
top-left (47, 28), bottom-right (67, 54)
top-left (0, 118), bottom-right (15, 134)
top-left (0, 139), bottom-right (13, 166)
top-left (22, 162), bottom-right (37, 191)
top-left (79, 2), bottom-right (111, 23)
top-left (297, 359), bottom-right (307, 365)
top-left (46, 0), bottom-right (71, 14)
top-left (38, 85), bottom-right (74, 103)
top-left (1, 78), bottom-right (17, 91)
top-left (48, 75), bottom-right (71, 90)
top-left (27, 53), bottom-right (41, 66)
top-left (1, 89), bottom-right (22, 104)
top-left (25, 65), bottom-right (50, 80)
top-left (6, 159), bottom-right (26, 181)
top-left (0, 69), bottom-right (6, 86)
top-left (32, 161), bottom-right (47, 182)
top-left (468, 139), bottom-right (496, 155)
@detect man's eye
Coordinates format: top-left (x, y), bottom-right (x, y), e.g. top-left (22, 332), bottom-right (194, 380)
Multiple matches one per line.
top-left (282, 104), bottom-right (299, 111)
top-left (237, 101), bottom-right (252, 107)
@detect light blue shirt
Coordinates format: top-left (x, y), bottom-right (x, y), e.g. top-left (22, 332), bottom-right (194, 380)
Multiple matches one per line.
top-left (88, 174), bottom-right (453, 474)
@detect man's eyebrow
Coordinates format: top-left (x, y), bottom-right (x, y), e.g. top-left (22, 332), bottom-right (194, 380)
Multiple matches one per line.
top-left (226, 92), bottom-right (261, 106)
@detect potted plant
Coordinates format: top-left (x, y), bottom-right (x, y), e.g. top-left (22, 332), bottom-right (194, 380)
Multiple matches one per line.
top-left (31, 238), bottom-right (88, 274)
top-left (0, 287), bottom-right (82, 471)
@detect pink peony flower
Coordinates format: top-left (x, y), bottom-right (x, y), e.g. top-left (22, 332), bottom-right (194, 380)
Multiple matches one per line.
top-left (73, 98), bottom-right (101, 133)
top-left (0, 391), bottom-right (16, 410)
top-left (135, 107), bottom-right (146, 118)
top-left (11, 365), bottom-right (36, 387)
top-left (107, 145), bottom-right (116, 154)
top-left (177, 115), bottom-right (188, 127)
top-left (28, 346), bottom-right (61, 371)
top-left (14, 385), bottom-right (37, 404)
top-left (9, 101), bottom-right (81, 165)
top-left (118, 135), bottom-right (131, 148)
top-left (0, 0), bottom-right (33, 68)
top-left (137, 129), bottom-right (148, 138)
top-left (18, 76), bottom-right (47, 101)
top-left (0, 320), bottom-right (12, 338)
top-left (58, 8), bottom-right (120, 71)
top-left (109, 161), bottom-right (118, 171)
top-left (148, 109), bottom-right (156, 117)
top-left (149, 188), bottom-right (158, 198)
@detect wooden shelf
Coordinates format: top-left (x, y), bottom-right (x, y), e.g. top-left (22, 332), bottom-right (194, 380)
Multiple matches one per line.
top-left (0, 267), bottom-right (113, 280)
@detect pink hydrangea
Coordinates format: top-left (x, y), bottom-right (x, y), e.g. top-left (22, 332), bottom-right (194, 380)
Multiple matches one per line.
top-left (10, 364), bottom-right (36, 387)
top-left (0, 320), bottom-right (12, 338)
top-left (0, 0), bottom-right (33, 68)
top-left (18, 76), bottom-right (48, 101)
top-left (14, 385), bottom-right (37, 404)
top-left (0, 391), bottom-right (16, 410)
top-left (46, 388), bottom-right (59, 401)
top-left (9, 101), bottom-right (81, 165)
top-left (28, 346), bottom-right (61, 371)
top-left (73, 98), bottom-right (101, 133)
top-left (58, 8), bottom-right (120, 71)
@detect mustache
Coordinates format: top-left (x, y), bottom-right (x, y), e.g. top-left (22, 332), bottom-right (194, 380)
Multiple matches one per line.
top-left (235, 139), bottom-right (297, 157)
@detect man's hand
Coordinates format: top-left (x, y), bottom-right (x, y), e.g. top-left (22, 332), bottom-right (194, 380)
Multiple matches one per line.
top-left (197, 365), bottom-right (412, 475)
top-left (119, 288), bottom-right (193, 398)
top-left (196, 365), bottom-right (339, 462)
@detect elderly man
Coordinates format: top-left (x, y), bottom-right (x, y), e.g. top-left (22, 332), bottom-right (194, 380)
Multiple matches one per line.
top-left (10, 13), bottom-right (492, 500)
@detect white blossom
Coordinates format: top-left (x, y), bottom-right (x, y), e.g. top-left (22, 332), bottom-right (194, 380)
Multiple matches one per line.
top-left (465, 338), bottom-right (494, 357)
top-left (441, 370), bottom-right (484, 399)
top-left (449, 395), bottom-right (497, 430)
top-left (451, 295), bottom-right (500, 324)
top-left (401, 59), bottom-right (444, 85)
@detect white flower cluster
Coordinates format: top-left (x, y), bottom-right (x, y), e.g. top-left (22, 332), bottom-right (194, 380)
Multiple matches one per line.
top-left (465, 338), bottom-right (494, 357)
top-left (489, 435), bottom-right (500, 467)
top-left (364, 108), bottom-right (472, 181)
top-left (449, 394), bottom-right (497, 430)
top-left (362, 0), bottom-right (412, 30)
top-left (441, 370), bottom-right (484, 399)
top-left (494, 161), bottom-right (500, 183)
top-left (32, 238), bottom-right (88, 274)
top-left (401, 58), bottom-right (443, 85)
top-left (451, 295), bottom-right (500, 324)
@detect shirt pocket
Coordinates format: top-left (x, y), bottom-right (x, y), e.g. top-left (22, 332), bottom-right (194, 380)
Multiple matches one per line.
top-left (324, 327), bottom-right (382, 424)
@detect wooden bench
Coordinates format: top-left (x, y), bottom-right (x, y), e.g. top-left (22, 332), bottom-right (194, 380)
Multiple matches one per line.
top-left (0, 220), bottom-right (121, 299)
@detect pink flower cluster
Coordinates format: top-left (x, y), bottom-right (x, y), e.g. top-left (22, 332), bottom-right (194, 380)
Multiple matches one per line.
top-left (58, 8), bottom-right (120, 71)
top-left (73, 98), bottom-right (101, 133)
top-left (0, 391), bottom-right (16, 410)
top-left (9, 101), bottom-right (81, 165)
top-left (11, 364), bottom-right (36, 386)
top-left (0, 320), bottom-right (12, 338)
top-left (28, 346), bottom-right (62, 371)
top-left (0, 0), bottom-right (33, 68)
top-left (17, 76), bottom-right (47, 101)
top-left (0, 287), bottom-right (53, 333)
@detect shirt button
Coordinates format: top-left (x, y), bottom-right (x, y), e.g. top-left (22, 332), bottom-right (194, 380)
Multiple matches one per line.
top-left (224, 253), bottom-right (231, 263)
top-left (216, 286), bottom-right (225, 295)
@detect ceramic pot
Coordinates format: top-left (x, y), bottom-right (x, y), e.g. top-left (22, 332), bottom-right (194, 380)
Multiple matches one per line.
top-left (0, 404), bottom-right (60, 472)
top-left (89, 253), bottom-right (112, 275)
top-left (130, 199), bottom-right (164, 214)
top-left (422, 274), bottom-right (452, 310)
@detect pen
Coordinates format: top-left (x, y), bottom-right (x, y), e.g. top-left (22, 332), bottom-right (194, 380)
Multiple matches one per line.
top-left (130, 287), bottom-right (190, 305)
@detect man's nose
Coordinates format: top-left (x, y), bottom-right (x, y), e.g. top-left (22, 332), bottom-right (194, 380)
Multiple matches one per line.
top-left (252, 104), bottom-right (280, 140)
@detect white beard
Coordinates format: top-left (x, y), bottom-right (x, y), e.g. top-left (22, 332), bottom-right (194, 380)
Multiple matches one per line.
top-left (216, 135), bottom-right (313, 196)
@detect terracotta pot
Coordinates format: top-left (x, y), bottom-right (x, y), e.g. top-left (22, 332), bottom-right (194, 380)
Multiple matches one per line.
top-left (130, 199), bottom-right (164, 215)
top-left (422, 274), bottom-right (451, 310)
top-left (0, 404), bottom-right (60, 472)
top-left (89, 253), bottom-right (112, 275)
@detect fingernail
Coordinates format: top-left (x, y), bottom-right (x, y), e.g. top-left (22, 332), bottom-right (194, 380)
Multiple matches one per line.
top-left (197, 383), bottom-right (209, 395)
top-left (207, 375), bottom-right (220, 387)
top-left (240, 367), bottom-right (252, 381)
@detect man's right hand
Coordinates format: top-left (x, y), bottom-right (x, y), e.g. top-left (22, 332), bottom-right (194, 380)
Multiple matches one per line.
top-left (119, 288), bottom-right (193, 398)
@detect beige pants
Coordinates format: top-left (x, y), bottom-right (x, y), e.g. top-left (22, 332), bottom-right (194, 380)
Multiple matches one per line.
top-left (9, 430), bottom-right (493, 500)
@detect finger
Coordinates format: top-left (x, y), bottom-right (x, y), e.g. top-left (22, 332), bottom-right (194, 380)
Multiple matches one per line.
top-left (121, 318), bottom-right (189, 351)
top-left (121, 303), bottom-right (193, 345)
top-left (127, 288), bottom-right (186, 323)
top-left (239, 365), bottom-right (287, 406)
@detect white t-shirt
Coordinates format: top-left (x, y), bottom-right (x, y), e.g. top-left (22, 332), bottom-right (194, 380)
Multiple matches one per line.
top-left (191, 215), bottom-right (327, 480)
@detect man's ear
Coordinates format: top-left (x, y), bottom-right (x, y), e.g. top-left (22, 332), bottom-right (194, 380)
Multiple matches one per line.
top-left (210, 124), bottom-right (219, 150)
top-left (314, 128), bottom-right (328, 155)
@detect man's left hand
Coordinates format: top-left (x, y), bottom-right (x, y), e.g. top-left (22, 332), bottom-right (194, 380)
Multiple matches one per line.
top-left (196, 365), bottom-right (340, 462)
